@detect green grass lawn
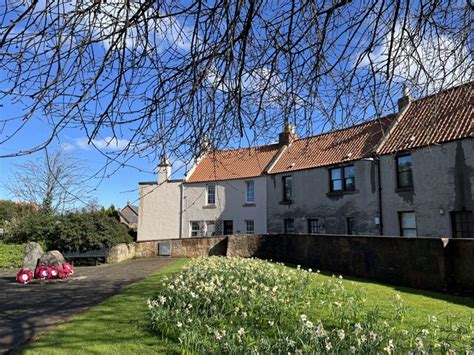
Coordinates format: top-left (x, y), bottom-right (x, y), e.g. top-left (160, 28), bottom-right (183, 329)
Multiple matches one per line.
top-left (23, 259), bottom-right (188, 355)
top-left (23, 258), bottom-right (473, 354)
top-left (0, 241), bottom-right (24, 268)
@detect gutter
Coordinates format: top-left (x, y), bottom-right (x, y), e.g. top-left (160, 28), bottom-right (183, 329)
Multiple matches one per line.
top-left (179, 183), bottom-right (184, 239)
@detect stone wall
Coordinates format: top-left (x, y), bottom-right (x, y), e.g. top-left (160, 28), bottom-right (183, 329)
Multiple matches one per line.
top-left (107, 243), bottom-right (136, 264)
top-left (447, 238), bottom-right (474, 294)
top-left (109, 234), bottom-right (473, 295)
top-left (170, 236), bottom-right (228, 257)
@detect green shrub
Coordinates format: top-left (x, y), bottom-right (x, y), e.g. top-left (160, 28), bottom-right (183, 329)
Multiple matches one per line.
top-left (0, 200), bottom-right (37, 228)
top-left (52, 211), bottom-right (132, 252)
top-left (148, 257), bottom-right (473, 354)
top-left (5, 212), bottom-right (57, 245)
top-left (0, 242), bottom-right (24, 268)
top-left (5, 210), bottom-right (132, 252)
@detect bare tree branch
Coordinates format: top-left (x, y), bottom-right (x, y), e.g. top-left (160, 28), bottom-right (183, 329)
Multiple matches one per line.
top-left (0, 0), bottom-right (470, 172)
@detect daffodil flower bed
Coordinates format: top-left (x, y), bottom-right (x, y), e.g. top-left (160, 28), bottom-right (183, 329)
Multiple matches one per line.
top-left (148, 257), bottom-right (473, 353)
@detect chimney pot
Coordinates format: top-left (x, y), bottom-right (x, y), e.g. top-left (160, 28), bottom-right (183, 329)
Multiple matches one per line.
top-left (398, 85), bottom-right (412, 112)
top-left (157, 155), bottom-right (172, 183)
top-left (279, 123), bottom-right (297, 147)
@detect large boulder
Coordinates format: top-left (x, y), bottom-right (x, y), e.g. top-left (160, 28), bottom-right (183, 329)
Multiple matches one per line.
top-left (22, 242), bottom-right (44, 271)
top-left (38, 250), bottom-right (66, 267)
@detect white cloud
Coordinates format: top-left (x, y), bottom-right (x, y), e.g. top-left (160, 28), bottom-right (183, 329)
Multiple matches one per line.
top-left (62, 143), bottom-right (76, 152)
top-left (75, 136), bottom-right (130, 151)
top-left (70, 0), bottom-right (193, 52)
top-left (360, 24), bottom-right (471, 92)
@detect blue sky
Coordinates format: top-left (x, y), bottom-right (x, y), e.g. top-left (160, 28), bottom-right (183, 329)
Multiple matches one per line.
top-left (0, 1), bottom-right (469, 209)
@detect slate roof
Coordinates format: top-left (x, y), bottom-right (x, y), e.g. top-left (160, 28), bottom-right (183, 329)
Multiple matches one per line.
top-left (186, 144), bottom-right (280, 183)
top-left (377, 82), bottom-right (473, 155)
top-left (268, 116), bottom-right (395, 174)
top-left (119, 204), bottom-right (139, 224)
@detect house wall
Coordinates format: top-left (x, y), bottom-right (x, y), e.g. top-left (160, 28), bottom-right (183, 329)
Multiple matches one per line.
top-left (267, 160), bottom-right (381, 235)
top-left (137, 181), bottom-right (182, 241)
top-left (182, 176), bottom-right (268, 237)
top-left (380, 139), bottom-right (474, 237)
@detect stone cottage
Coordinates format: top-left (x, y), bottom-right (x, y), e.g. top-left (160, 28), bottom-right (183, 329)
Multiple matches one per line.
top-left (137, 82), bottom-right (473, 240)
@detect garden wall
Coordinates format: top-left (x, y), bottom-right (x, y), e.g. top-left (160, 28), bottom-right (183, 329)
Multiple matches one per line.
top-left (114, 234), bottom-right (474, 295)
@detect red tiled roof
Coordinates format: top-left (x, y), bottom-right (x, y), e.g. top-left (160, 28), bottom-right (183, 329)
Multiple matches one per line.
top-left (377, 82), bottom-right (473, 155)
top-left (186, 144), bottom-right (280, 183)
top-left (268, 117), bottom-right (395, 174)
top-left (185, 82), bottom-right (472, 181)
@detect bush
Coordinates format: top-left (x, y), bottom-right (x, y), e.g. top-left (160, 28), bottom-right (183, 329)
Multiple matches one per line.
top-left (0, 200), bottom-right (37, 229)
top-left (5, 212), bottom-right (57, 244)
top-left (148, 257), bottom-right (473, 354)
top-left (52, 211), bottom-right (132, 252)
top-left (5, 210), bottom-right (132, 252)
top-left (0, 242), bottom-right (24, 268)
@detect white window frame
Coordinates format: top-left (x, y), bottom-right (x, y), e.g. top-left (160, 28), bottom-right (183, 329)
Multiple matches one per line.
top-left (307, 218), bottom-right (321, 234)
top-left (205, 221), bottom-right (216, 237)
top-left (399, 212), bottom-right (417, 237)
top-left (246, 180), bottom-right (255, 203)
top-left (190, 221), bottom-right (200, 237)
top-left (207, 184), bottom-right (216, 205)
top-left (245, 220), bottom-right (255, 234)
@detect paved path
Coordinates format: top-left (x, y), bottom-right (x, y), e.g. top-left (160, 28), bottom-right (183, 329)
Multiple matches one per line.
top-left (0, 257), bottom-right (175, 354)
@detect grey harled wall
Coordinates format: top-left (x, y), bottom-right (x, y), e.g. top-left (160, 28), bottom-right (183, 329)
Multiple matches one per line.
top-left (266, 139), bottom-right (473, 238)
top-left (380, 139), bottom-right (474, 237)
top-left (266, 160), bottom-right (381, 235)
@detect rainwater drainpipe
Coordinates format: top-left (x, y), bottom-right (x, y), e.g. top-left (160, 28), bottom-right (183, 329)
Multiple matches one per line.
top-left (179, 183), bottom-right (184, 239)
top-left (376, 157), bottom-right (384, 235)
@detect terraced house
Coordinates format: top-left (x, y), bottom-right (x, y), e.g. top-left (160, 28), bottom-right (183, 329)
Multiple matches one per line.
top-left (138, 82), bottom-right (473, 240)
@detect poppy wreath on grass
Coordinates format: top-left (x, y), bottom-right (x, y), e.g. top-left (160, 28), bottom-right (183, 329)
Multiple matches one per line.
top-left (35, 265), bottom-right (52, 280)
top-left (16, 269), bottom-right (33, 284)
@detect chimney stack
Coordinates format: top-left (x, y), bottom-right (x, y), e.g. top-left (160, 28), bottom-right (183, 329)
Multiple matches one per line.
top-left (279, 123), bottom-right (297, 147)
top-left (397, 85), bottom-right (412, 112)
top-left (157, 155), bottom-right (171, 184)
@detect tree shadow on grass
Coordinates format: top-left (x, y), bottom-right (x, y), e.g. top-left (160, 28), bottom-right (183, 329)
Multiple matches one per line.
top-left (278, 261), bottom-right (474, 308)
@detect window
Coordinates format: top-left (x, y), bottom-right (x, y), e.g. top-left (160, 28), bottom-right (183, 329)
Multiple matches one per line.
top-left (307, 219), bottom-right (321, 234)
top-left (245, 220), bottom-right (255, 234)
top-left (451, 211), bottom-right (474, 238)
top-left (396, 154), bottom-right (413, 188)
top-left (347, 217), bottom-right (356, 235)
top-left (399, 212), bottom-right (417, 236)
top-left (284, 218), bottom-right (295, 233)
top-left (246, 181), bottom-right (255, 203)
top-left (206, 221), bottom-right (216, 237)
top-left (190, 221), bottom-right (200, 237)
top-left (282, 176), bottom-right (293, 201)
top-left (223, 220), bottom-right (233, 235)
top-left (330, 165), bottom-right (355, 192)
top-left (207, 184), bottom-right (216, 205)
